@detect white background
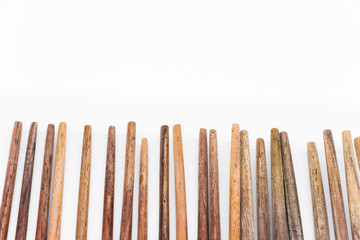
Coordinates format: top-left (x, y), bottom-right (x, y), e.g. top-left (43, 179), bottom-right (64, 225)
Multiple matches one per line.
top-left (1, 0), bottom-right (360, 239)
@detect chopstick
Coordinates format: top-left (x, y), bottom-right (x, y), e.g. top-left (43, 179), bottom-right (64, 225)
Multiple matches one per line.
top-left (0, 121), bottom-right (22, 240)
top-left (48, 122), bottom-right (67, 240)
top-left (173, 124), bottom-right (188, 240)
top-left (15, 122), bottom-right (38, 240)
top-left (323, 129), bottom-right (349, 239)
top-left (36, 124), bottom-right (55, 240)
top-left (229, 124), bottom-right (241, 240)
top-left (198, 128), bottom-right (209, 240)
top-left (76, 125), bottom-right (92, 240)
top-left (271, 128), bottom-right (287, 239)
top-left (280, 132), bottom-right (303, 240)
top-left (137, 138), bottom-right (148, 240)
top-left (102, 126), bottom-right (116, 240)
top-left (120, 121), bottom-right (136, 239)
top-left (159, 125), bottom-right (170, 240)
top-left (256, 138), bottom-right (270, 240)
top-left (307, 142), bottom-right (330, 240)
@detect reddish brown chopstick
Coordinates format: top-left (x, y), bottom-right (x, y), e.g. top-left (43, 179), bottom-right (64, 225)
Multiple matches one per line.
top-left (209, 129), bottom-right (221, 240)
top-left (48, 122), bottom-right (67, 240)
top-left (342, 131), bottom-right (360, 239)
top-left (76, 125), bottom-right (92, 240)
top-left (173, 124), bottom-right (188, 240)
top-left (229, 124), bottom-right (240, 240)
top-left (159, 125), bottom-right (170, 240)
top-left (240, 130), bottom-right (254, 239)
top-left (271, 128), bottom-right (287, 239)
top-left (323, 129), bottom-right (349, 240)
top-left (280, 132), bottom-right (303, 240)
top-left (138, 138), bottom-right (148, 240)
top-left (15, 122), bottom-right (38, 240)
top-left (0, 121), bottom-right (22, 240)
top-left (36, 124), bottom-right (55, 240)
top-left (120, 121), bottom-right (136, 239)
top-left (256, 138), bottom-right (270, 240)
top-left (198, 128), bottom-right (209, 240)
top-left (102, 126), bottom-right (116, 240)
top-left (307, 142), bottom-right (330, 240)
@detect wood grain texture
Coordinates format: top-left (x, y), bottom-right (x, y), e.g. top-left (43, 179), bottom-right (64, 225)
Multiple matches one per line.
top-left (48, 122), bottom-right (67, 240)
top-left (15, 122), bottom-right (38, 240)
top-left (173, 124), bottom-right (188, 240)
top-left (354, 137), bottom-right (360, 171)
top-left (159, 125), bottom-right (170, 240)
top-left (102, 126), bottom-right (116, 240)
top-left (307, 142), bottom-right (330, 240)
top-left (323, 129), bottom-right (349, 240)
top-left (342, 131), bottom-right (360, 239)
top-left (256, 138), bottom-right (270, 240)
top-left (0, 121), bottom-right (22, 240)
top-left (76, 125), bottom-right (92, 240)
top-left (280, 132), bottom-right (303, 240)
top-left (120, 121), bottom-right (136, 240)
top-left (198, 128), bottom-right (209, 240)
top-left (36, 124), bottom-right (55, 240)
top-left (209, 130), bottom-right (221, 240)
top-left (138, 138), bottom-right (148, 240)
top-left (229, 124), bottom-right (241, 240)
top-left (270, 128), bottom-right (287, 240)
top-left (240, 130), bottom-right (254, 240)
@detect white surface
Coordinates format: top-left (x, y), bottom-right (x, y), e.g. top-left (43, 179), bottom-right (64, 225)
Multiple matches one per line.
top-left (0, 0), bottom-right (360, 239)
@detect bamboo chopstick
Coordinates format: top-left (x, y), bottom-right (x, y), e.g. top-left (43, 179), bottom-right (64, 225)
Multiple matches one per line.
top-left (138, 138), bottom-right (148, 240)
top-left (280, 132), bottom-right (303, 240)
top-left (323, 129), bottom-right (349, 240)
top-left (342, 131), bottom-right (360, 239)
top-left (15, 122), bottom-right (38, 240)
top-left (354, 137), bottom-right (360, 172)
top-left (209, 129), bottom-right (221, 240)
top-left (120, 121), bottom-right (136, 239)
top-left (36, 124), bottom-right (55, 240)
top-left (0, 121), bottom-right (22, 240)
top-left (48, 122), bottom-right (67, 240)
top-left (102, 126), bottom-right (116, 240)
top-left (256, 138), bottom-right (270, 240)
top-left (229, 124), bottom-right (241, 240)
top-left (307, 142), bottom-right (330, 240)
top-left (271, 128), bottom-right (287, 239)
top-left (240, 130), bottom-right (254, 239)
top-left (159, 125), bottom-right (170, 240)
top-left (198, 128), bottom-right (209, 240)
top-left (173, 124), bottom-right (188, 240)
top-left (76, 125), bottom-right (92, 240)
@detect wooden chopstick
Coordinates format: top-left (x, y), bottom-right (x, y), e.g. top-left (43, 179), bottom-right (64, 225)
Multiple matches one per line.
top-left (256, 138), bottom-right (270, 240)
top-left (0, 121), bottom-right (22, 240)
top-left (280, 132), bottom-right (303, 240)
top-left (342, 131), bottom-right (360, 239)
top-left (102, 126), bottom-right (116, 240)
top-left (229, 124), bottom-right (240, 240)
top-left (15, 122), bottom-right (38, 240)
top-left (173, 124), bottom-right (188, 240)
top-left (120, 121), bottom-right (136, 239)
top-left (36, 124), bottom-right (55, 240)
top-left (159, 125), bottom-right (170, 240)
top-left (209, 129), bottom-right (221, 240)
top-left (271, 128), bottom-right (287, 239)
top-left (240, 130), bottom-right (254, 239)
top-left (354, 137), bottom-right (360, 171)
top-left (323, 129), bottom-right (349, 239)
top-left (307, 142), bottom-right (330, 240)
top-left (198, 128), bottom-right (209, 240)
top-left (137, 138), bottom-right (148, 240)
top-left (48, 122), bottom-right (67, 240)
top-left (76, 125), bottom-right (92, 240)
